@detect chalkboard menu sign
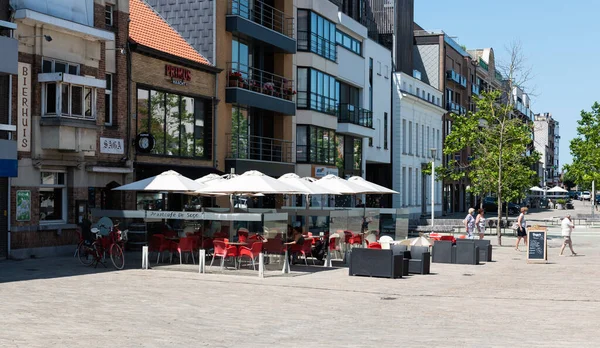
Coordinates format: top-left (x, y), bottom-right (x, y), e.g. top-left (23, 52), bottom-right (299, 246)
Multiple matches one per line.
top-left (527, 228), bottom-right (547, 264)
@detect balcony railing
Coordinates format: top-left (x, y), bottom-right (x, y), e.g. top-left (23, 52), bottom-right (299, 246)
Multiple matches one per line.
top-left (226, 62), bottom-right (295, 102)
top-left (338, 103), bottom-right (373, 128)
top-left (479, 58), bottom-right (489, 71)
top-left (227, 133), bottom-right (293, 163)
top-left (297, 30), bottom-right (337, 61)
top-left (297, 92), bottom-right (337, 115)
top-left (446, 102), bottom-right (466, 115)
top-left (446, 70), bottom-right (466, 88)
top-left (227, 0), bottom-right (294, 39)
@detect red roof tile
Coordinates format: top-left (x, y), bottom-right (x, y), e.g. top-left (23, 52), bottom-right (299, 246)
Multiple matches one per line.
top-left (129, 0), bottom-right (211, 66)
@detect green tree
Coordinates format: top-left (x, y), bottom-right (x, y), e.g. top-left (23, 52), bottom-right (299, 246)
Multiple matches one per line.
top-left (438, 90), bottom-right (537, 245)
top-left (564, 102), bottom-right (600, 194)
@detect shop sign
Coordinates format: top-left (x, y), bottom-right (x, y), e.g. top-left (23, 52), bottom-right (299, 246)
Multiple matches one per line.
top-left (135, 133), bottom-right (155, 153)
top-left (17, 62), bottom-right (31, 152)
top-left (314, 166), bottom-right (339, 178)
top-left (165, 64), bottom-right (191, 86)
top-left (146, 210), bottom-right (204, 220)
top-left (100, 137), bottom-right (125, 154)
top-left (16, 190), bottom-right (31, 221)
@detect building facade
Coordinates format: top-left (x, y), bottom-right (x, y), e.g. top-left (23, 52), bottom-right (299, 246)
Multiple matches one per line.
top-left (0, 1), bottom-right (18, 258)
top-left (414, 28), bottom-right (476, 214)
top-left (147, 0), bottom-right (297, 190)
top-left (8, 0), bottom-right (128, 258)
top-left (392, 72), bottom-right (444, 218)
top-left (534, 112), bottom-right (560, 187)
top-left (128, 0), bottom-right (220, 211)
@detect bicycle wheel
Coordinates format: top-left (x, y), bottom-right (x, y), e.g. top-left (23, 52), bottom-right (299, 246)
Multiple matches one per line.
top-left (110, 243), bottom-right (125, 270)
top-left (78, 243), bottom-right (94, 266)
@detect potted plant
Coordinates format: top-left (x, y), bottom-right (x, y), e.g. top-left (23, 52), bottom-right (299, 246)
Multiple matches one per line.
top-left (556, 199), bottom-right (566, 209)
top-left (263, 82), bottom-right (275, 95)
top-left (249, 80), bottom-right (261, 92)
top-left (284, 87), bottom-right (297, 101)
top-left (228, 71), bottom-right (242, 86)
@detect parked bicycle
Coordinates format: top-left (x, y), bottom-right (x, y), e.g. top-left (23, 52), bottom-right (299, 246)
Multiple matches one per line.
top-left (78, 223), bottom-right (126, 269)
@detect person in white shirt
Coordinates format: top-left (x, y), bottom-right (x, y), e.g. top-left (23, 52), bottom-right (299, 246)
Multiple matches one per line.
top-left (559, 214), bottom-right (577, 256)
top-left (475, 208), bottom-right (486, 240)
top-left (464, 208), bottom-right (476, 239)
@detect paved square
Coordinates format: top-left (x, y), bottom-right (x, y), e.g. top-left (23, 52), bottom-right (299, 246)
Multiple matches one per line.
top-left (1, 205), bottom-right (600, 347)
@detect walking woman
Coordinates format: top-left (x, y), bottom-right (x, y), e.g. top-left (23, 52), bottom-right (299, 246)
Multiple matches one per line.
top-left (464, 208), bottom-right (476, 239)
top-left (515, 207), bottom-right (528, 251)
top-left (475, 208), bottom-right (486, 240)
top-left (559, 214), bottom-right (577, 256)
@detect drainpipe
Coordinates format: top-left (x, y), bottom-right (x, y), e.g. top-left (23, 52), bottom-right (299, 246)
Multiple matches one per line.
top-left (213, 71), bottom-right (219, 170)
top-left (126, 39), bottom-right (132, 162)
top-left (7, 71), bottom-right (13, 258)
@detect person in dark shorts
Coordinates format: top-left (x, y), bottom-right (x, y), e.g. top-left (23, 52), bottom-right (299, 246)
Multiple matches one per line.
top-left (515, 207), bottom-right (528, 251)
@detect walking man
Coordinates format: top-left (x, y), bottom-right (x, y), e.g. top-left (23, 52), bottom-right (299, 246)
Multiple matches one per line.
top-left (559, 214), bottom-right (577, 256)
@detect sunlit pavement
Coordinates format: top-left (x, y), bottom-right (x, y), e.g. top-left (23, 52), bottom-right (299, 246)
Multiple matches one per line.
top-left (2, 228), bottom-right (600, 347)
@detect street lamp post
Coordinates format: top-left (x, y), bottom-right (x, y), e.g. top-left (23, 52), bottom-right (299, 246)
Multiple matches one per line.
top-left (430, 148), bottom-right (438, 227)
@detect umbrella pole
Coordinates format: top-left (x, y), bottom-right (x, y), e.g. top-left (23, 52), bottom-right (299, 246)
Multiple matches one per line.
top-left (229, 194), bottom-right (234, 240)
top-left (305, 194), bottom-right (310, 234)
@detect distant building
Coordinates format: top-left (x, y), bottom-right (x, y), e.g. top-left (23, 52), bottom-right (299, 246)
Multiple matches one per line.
top-left (534, 113), bottom-right (560, 187)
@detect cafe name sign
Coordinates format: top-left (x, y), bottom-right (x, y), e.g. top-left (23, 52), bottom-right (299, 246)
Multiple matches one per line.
top-left (165, 64), bottom-right (191, 86)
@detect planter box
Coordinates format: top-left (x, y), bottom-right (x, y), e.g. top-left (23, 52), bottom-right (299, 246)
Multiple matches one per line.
top-left (348, 248), bottom-right (403, 278)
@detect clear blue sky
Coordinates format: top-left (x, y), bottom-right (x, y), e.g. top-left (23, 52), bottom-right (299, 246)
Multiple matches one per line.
top-left (415, 0), bottom-right (600, 167)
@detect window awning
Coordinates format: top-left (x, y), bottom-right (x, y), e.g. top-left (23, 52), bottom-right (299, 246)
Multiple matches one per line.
top-left (38, 72), bottom-right (106, 89)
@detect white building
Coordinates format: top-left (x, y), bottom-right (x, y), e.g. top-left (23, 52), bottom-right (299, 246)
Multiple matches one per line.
top-left (294, 1), bottom-right (391, 203)
top-left (534, 113), bottom-right (560, 187)
top-left (392, 72), bottom-right (445, 218)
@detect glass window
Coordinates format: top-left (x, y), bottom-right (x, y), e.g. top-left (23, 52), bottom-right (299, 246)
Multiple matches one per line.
top-left (150, 90), bottom-right (166, 155)
top-left (105, 74), bottom-right (112, 125)
top-left (298, 67), bottom-right (337, 115)
top-left (55, 61), bottom-right (66, 73)
top-left (296, 125), bottom-right (308, 162)
top-left (194, 98), bottom-right (206, 157)
top-left (105, 4), bottom-right (114, 26)
top-left (137, 89), bottom-right (149, 134)
top-left (165, 93), bottom-right (180, 156)
top-left (42, 59), bottom-right (52, 73)
top-left (384, 113), bottom-right (388, 150)
top-left (84, 87), bottom-right (92, 118)
top-left (180, 97), bottom-right (195, 157)
top-left (69, 65), bottom-right (78, 75)
top-left (335, 29), bottom-right (361, 55)
top-left (353, 138), bottom-right (362, 170)
top-left (310, 127), bottom-right (317, 162)
top-left (61, 84), bottom-right (68, 115)
top-left (71, 86), bottom-right (83, 116)
top-left (231, 105), bottom-right (249, 159)
top-left (46, 83), bottom-right (57, 114)
top-left (297, 10), bottom-right (336, 61)
top-left (39, 172), bottom-right (66, 223)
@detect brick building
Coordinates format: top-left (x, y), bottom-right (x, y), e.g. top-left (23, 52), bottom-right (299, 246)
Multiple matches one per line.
top-left (127, 0), bottom-right (220, 211)
top-left (9, 0), bottom-right (129, 258)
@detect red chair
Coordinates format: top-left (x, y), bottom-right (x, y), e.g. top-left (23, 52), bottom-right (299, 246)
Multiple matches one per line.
top-left (343, 231), bottom-right (353, 249)
top-left (300, 240), bottom-right (314, 266)
top-left (239, 242), bottom-right (263, 270)
top-left (237, 228), bottom-right (249, 243)
top-left (328, 235), bottom-right (342, 259)
top-left (176, 237), bottom-right (196, 264)
top-left (349, 233), bottom-right (363, 248)
top-left (210, 240), bottom-right (238, 270)
top-left (149, 234), bottom-right (177, 264)
top-left (368, 242), bottom-right (382, 249)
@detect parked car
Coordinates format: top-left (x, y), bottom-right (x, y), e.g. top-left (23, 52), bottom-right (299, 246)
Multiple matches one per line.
top-left (568, 191), bottom-right (578, 200)
top-left (581, 191), bottom-right (591, 201)
top-left (482, 197), bottom-right (521, 215)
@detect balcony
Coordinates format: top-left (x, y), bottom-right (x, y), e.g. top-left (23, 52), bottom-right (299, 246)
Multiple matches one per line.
top-left (446, 102), bottom-right (466, 115)
top-left (337, 103), bottom-right (375, 138)
top-left (225, 133), bottom-right (295, 177)
top-left (225, 63), bottom-right (296, 116)
top-left (297, 30), bottom-right (337, 62)
top-left (446, 70), bottom-right (466, 88)
top-left (471, 84), bottom-right (480, 96)
top-left (226, 0), bottom-right (296, 54)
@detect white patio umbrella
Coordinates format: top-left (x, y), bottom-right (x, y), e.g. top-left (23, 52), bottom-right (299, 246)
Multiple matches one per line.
top-left (195, 170), bottom-right (307, 195)
top-left (547, 186), bottom-right (568, 193)
top-left (347, 176), bottom-right (399, 194)
top-left (312, 174), bottom-right (374, 194)
top-left (113, 170), bottom-right (205, 192)
top-left (278, 173), bottom-right (341, 232)
top-left (529, 186), bottom-right (544, 192)
top-left (195, 173), bottom-right (223, 184)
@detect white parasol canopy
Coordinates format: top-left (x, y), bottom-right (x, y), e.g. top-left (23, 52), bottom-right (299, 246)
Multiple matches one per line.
top-left (347, 176), bottom-right (399, 194)
top-left (529, 186), bottom-right (544, 192)
top-left (195, 173), bottom-right (224, 184)
top-left (278, 173), bottom-right (341, 195)
top-left (399, 236), bottom-right (433, 247)
top-left (312, 174), bottom-right (374, 194)
top-left (195, 170), bottom-right (307, 195)
top-left (113, 170), bottom-right (205, 192)
top-left (547, 186), bottom-right (568, 193)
